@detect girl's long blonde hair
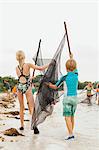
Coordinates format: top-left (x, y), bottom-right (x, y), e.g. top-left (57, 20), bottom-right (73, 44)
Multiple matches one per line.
top-left (16, 50), bottom-right (25, 67)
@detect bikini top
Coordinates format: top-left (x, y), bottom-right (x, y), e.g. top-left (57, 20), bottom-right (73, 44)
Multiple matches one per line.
top-left (18, 64), bottom-right (30, 82)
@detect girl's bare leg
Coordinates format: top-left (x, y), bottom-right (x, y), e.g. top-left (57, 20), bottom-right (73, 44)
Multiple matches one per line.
top-left (17, 91), bottom-right (24, 127)
top-left (25, 87), bottom-right (39, 134)
top-left (81, 97), bottom-right (88, 103)
top-left (88, 97), bottom-right (92, 104)
top-left (25, 87), bottom-right (34, 115)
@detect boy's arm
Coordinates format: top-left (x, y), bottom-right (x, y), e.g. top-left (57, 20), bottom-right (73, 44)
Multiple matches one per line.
top-left (48, 75), bottom-right (66, 90)
top-left (48, 83), bottom-right (58, 90)
top-left (55, 75), bottom-right (66, 87)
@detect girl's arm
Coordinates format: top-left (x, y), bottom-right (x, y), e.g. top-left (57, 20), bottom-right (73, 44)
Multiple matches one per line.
top-left (29, 63), bottom-right (48, 71)
top-left (92, 86), bottom-right (96, 93)
top-left (84, 85), bottom-right (87, 90)
top-left (79, 86), bottom-right (87, 94)
top-left (16, 67), bottom-right (19, 77)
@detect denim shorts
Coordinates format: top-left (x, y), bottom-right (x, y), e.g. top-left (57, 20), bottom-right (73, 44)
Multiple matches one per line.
top-left (62, 95), bottom-right (78, 116)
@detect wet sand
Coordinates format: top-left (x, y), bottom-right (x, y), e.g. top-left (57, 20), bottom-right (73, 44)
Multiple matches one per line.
top-left (0, 93), bottom-right (99, 150)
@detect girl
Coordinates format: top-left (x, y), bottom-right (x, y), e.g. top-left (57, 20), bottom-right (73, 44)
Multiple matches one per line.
top-left (16, 50), bottom-right (48, 134)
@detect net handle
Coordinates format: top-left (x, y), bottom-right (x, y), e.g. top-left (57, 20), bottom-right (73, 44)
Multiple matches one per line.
top-left (64, 22), bottom-right (72, 56)
top-left (32, 39), bottom-right (41, 76)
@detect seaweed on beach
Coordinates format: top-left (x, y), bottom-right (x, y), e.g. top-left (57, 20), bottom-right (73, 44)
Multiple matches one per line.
top-left (3, 128), bottom-right (24, 136)
top-left (3, 111), bottom-right (19, 115)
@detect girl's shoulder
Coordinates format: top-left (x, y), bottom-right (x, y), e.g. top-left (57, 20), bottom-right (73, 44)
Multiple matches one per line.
top-left (23, 63), bottom-right (30, 68)
top-left (16, 66), bottom-right (19, 71)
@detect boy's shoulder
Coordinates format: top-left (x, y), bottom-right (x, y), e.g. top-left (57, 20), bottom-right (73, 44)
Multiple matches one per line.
top-left (60, 69), bottom-right (78, 81)
top-left (59, 75), bottom-right (67, 81)
top-left (73, 69), bottom-right (78, 74)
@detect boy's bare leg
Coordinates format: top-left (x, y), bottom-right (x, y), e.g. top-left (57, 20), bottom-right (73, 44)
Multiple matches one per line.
top-left (71, 116), bottom-right (74, 130)
top-left (65, 117), bottom-right (73, 135)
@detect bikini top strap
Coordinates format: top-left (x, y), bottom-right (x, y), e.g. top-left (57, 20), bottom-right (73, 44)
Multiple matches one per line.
top-left (18, 64), bottom-right (30, 82)
top-left (18, 66), bottom-right (23, 74)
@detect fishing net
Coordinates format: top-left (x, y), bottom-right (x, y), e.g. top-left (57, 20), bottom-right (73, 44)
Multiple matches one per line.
top-left (31, 34), bottom-right (66, 128)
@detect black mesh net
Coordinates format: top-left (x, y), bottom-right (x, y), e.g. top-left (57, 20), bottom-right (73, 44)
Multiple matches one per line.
top-left (33, 44), bottom-right (46, 75)
top-left (31, 34), bottom-right (66, 128)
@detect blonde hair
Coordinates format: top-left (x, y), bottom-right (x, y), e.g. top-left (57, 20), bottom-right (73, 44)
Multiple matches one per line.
top-left (66, 59), bottom-right (77, 71)
top-left (16, 50), bottom-right (25, 67)
top-left (16, 50), bottom-right (25, 61)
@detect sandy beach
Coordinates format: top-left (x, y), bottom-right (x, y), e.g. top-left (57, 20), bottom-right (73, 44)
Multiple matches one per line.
top-left (0, 93), bottom-right (99, 150)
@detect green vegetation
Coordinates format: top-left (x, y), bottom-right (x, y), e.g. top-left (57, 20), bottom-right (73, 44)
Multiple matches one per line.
top-left (78, 81), bottom-right (98, 89)
top-left (0, 75), bottom-right (98, 93)
top-left (32, 75), bottom-right (98, 91)
top-left (0, 76), bottom-right (18, 93)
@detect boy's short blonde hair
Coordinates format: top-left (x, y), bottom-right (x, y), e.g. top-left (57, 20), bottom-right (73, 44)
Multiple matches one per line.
top-left (16, 50), bottom-right (25, 61)
top-left (66, 59), bottom-right (77, 71)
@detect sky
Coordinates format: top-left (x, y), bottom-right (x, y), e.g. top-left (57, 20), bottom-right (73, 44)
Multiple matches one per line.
top-left (0, 0), bottom-right (98, 82)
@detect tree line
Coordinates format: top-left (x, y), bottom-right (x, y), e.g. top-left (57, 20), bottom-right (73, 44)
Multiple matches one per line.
top-left (0, 75), bottom-right (98, 93)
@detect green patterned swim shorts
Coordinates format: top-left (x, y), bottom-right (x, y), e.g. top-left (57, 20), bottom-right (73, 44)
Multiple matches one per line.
top-left (63, 95), bottom-right (78, 116)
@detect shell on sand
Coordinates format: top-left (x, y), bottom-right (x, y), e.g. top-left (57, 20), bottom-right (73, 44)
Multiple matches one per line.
top-left (3, 128), bottom-right (24, 136)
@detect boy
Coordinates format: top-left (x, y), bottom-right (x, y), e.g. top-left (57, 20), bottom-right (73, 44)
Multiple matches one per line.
top-left (48, 54), bottom-right (78, 140)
